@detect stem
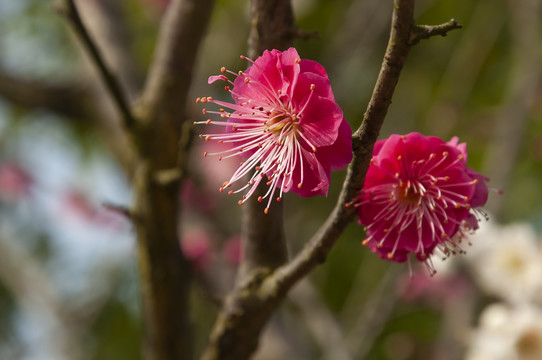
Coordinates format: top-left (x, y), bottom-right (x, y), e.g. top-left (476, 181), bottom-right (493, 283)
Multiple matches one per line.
top-left (58, 0), bottom-right (136, 130)
top-left (409, 19), bottom-right (462, 45)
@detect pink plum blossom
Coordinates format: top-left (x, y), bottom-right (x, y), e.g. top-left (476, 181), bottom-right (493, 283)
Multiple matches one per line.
top-left (196, 47), bottom-right (352, 213)
top-left (180, 228), bottom-right (211, 271)
top-left (356, 132), bottom-right (489, 273)
top-left (60, 190), bottom-right (128, 230)
top-left (0, 162), bottom-right (32, 202)
top-left (397, 270), bottom-right (471, 308)
top-left (222, 235), bottom-right (243, 266)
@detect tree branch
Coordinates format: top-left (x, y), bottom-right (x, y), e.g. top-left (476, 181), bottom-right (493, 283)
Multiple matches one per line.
top-left (138, 0), bottom-right (213, 125)
top-left (247, 0), bottom-right (297, 59)
top-left (131, 0), bottom-right (215, 360)
top-left (72, 0), bottom-right (143, 100)
top-left (238, 0), bottom-right (294, 283)
top-left (409, 18), bottom-right (462, 45)
top-left (200, 1), bottom-right (295, 359)
top-left (57, 0), bottom-right (136, 130)
top-left (0, 69), bottom-right (91, 120)
top-left (239, 187), bottom-right (288, 281)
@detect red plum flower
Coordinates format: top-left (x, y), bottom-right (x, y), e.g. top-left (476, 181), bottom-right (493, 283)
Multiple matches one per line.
top-left (356, 132), bottom-right (489, 273)
top-left (196, 48), bottom-right (352, 213)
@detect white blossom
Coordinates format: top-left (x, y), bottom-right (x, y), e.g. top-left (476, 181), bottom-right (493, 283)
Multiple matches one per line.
top-left (465, 303), bottom-right (542, 360)
top-left (466, 221), bottom-right (542, 304)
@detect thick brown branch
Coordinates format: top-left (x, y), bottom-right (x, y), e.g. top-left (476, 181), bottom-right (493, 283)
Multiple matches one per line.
top-left (239, 0), bottom-right (294, 285)
top-left (132, 1), bottom-right (215, 360)
top-left (409, 18), bottom-right (462, 45)
top-left (247, 0), bottom-right (297, 59)
top-left (201, 1), bottom-right (294, 359)
top-left (139, 0), bottom-right (214, 125)
top-left (239, 187), bottom-right (288, 280)
top-left (57, 0), bottom-right (136, 130)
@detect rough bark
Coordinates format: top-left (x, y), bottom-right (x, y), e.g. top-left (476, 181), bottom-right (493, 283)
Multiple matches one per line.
top-left (238, 0), bottom-right (295, 286)
top-left (133, 0), bottom-right (215, 359)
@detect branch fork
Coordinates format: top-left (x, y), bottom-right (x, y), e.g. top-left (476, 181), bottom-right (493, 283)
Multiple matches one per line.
top-left (202, 1), bottom-right (463, 359)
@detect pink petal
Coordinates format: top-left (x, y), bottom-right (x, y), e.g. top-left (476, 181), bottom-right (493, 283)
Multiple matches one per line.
top-left (315, 119), bottom-right (352, 171)
top-left (298, 95), bottom-right (343, 147)
top-left (467, 168), bottom-right (489, 208)
top-left (208, 75), bottom-right (227, 84)
top-left (291, 150), bottom-right (330, 197)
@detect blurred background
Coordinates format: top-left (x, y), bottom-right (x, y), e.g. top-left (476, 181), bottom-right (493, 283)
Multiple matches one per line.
top-left (0, 0), bottom-right (541, 359)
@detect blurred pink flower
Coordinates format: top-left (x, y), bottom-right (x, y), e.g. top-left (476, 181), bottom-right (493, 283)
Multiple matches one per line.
top-left (63, 190), bottom-right (96, 220)
top-left (0, 163), bottom-right (32, 201)
top-left (188, 140), bottom-right (242, 212)
top-left (197, 47), bottom-right (352, 213)
top-left (397, 270), bottom-right (470, 308)
top-left (356, 132), bottom-right (489, 272)
top-left (222, 235), bottom-right (243, 266)
top-left (180, 179), bottom-right (218, 213)
top-left (180, 228), bottom-right (211, 271)
top-left (61, 190), bottom-right (128, 230)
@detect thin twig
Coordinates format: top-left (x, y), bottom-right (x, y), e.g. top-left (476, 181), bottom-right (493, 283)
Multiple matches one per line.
top-left (71, 0), bottom-right (142, 100)
top-left (56, 0), bottom-right (136, 130)
top-left (409, 19), bottom-right (462, 45)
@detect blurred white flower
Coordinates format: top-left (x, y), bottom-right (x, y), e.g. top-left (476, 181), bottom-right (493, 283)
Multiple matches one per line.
top-left (465, 303), bottom-right (542, 360)
top-left (466, 221), bottom-right (542, 304)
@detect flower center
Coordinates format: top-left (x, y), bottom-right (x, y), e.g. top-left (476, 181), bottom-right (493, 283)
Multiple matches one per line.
top-left (395, 181), bottom-right (422, 205)
top-left (516, 328), bottom-right (542, 358)
top-left (500, 251), bottom-right (526, 273)
top-left (265, 110), bottom-right (298, 140)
